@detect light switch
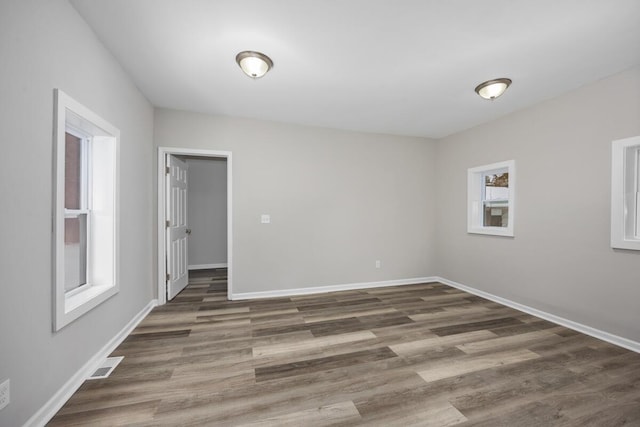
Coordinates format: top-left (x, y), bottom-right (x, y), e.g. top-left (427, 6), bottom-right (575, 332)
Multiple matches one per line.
top-left (261, 214), bottom-right (271, 224)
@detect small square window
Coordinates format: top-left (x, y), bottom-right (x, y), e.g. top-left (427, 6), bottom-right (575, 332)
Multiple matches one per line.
top-left (468, 160), bottom-right (515, 236)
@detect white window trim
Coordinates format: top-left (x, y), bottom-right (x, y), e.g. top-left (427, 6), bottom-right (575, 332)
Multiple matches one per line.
top-left (468, 160), bottom-right (515, 237)
top-left (53, 89), bottom-right (120, 331)
top-left (611, 135), bottom-right (640, 250)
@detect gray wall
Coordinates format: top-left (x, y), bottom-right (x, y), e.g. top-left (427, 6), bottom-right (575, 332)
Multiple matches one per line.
top-left (185, 158), bottom-right (228, 267)
top-left (0, 1), bottom-right (154, 426)
top-left (436, 67), bottom-right (640, 342)
top-left (3, 2), bottom-right (638, 424)
top-left (155, 110), bottom-right (438, 294)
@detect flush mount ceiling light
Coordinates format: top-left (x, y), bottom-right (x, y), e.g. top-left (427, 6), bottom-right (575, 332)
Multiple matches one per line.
top-left (475, 78), bottom-right (512, 100)
top-left (235, 51), bottom-right (273, 79)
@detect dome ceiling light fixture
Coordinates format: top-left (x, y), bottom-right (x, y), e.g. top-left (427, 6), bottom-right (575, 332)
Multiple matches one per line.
top-left (475, 78), bottom-right (512, 100)
top-left (235, 51), bottom-right (274, 79)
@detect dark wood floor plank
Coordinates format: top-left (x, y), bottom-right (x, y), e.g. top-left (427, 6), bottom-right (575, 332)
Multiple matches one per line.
top-left (430, 317), bottom-right (524, 336)
top-left (126, 329), bottom-right (191, 341)
top-left (456, 401), bottom-right (571, 427)
top-left (295, 297), bottom-right (383, 312)
top-left (255, 347), bottom-right (397, 382)
top-left (48, 399), bottom-right (162, 426)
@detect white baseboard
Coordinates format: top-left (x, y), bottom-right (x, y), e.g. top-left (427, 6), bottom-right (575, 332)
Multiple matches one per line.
top-left (189, 263), bottom-right (227, 270)
top-left (231, 277), bottom-right (438, 300)
top-left (24, 299), bottom-right (158, 427)
top-left (435, 277), bottom-right (640, 354)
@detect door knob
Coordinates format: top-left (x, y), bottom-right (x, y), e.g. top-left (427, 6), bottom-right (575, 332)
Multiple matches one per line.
top-left (186, 228), bottom-right (192, 235)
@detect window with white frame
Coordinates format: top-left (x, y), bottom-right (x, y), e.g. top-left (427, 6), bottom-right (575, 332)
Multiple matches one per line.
top-left (53, 89), bottom-right (119, 331)
top-left (611, 136), bottom-right (640, 250)
top-left (468, 160), bottom-right (515, 236)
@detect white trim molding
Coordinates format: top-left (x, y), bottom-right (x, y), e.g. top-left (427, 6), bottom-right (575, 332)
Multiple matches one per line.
top-left (231, 277), bottom-right (438, 300)
top-left (52, 89), bottom-right (121, 331)
top-left (611, 135), bottom-right (640, 250)
top-left (435, 277), bottom-right (640, 354)
top-left (467, 159), bottom-right (515, 237)
top-left (189, 263), bottom-right (228, 270)
top-left (25, 299), bottom-right (158, 427)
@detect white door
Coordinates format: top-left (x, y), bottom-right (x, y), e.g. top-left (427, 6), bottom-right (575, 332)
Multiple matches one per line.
top-left (166, 155), bottom-right (189, 300)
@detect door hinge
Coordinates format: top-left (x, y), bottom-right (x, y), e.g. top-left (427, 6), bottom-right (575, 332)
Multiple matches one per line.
top-left (166, 220), bottom-right (170, 227)
top-left (166, 273), bottom-right (170, 281)
top-left (165, 166), bottom-right (170, 174)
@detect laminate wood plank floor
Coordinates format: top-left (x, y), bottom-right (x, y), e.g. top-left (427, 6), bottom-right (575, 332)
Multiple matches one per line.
top-left (49, 269), bottom-right (640, 426)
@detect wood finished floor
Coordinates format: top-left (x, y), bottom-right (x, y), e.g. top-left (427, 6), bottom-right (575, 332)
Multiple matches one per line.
top-left (49, 270), bottom-right (640, 426)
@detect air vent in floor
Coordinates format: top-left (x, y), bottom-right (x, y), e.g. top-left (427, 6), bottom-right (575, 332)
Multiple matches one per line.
top-left (87, 356), bottom-right (124, 380)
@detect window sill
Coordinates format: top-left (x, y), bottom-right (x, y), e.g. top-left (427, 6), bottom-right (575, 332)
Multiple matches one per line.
top-left (611, 238), bottom-right (640, 251)
top-left (468, 227), bottom-right (514, 237)
top-left (55, 283), bottom-right (118, 330)
top-left (65, 283), bottom-right (117, 313)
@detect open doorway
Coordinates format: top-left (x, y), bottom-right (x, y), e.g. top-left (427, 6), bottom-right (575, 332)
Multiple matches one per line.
top-left (157, 147), bottom-right (232, 305)
top-left (185, 157), bottom-right (227, 271)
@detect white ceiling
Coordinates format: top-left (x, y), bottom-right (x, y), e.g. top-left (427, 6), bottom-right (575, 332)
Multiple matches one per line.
top-left (70, 0), bottom-right (640, 138)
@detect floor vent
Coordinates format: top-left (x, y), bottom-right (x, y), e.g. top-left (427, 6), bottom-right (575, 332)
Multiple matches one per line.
top-left (87, 356), bottom-right (124, 380)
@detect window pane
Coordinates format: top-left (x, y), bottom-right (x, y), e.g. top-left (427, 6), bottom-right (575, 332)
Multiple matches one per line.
top-left (65, 132), bottom-right (82, 210)
top-left (484, 172), bottom-right (509, 200)
top-left (483, 202), bottom-right (509, 227)
top-left (64, 214), bottom-right (87, 292)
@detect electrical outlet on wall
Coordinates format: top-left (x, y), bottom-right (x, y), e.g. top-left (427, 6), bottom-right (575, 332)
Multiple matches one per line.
top-left (375, 260), bottom-right (381, 269)
top-left (0, 379), bottom-right (9, 411)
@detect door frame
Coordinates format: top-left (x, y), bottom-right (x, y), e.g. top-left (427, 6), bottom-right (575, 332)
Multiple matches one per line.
top-left (157, 147), bottom-right (232, 305)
